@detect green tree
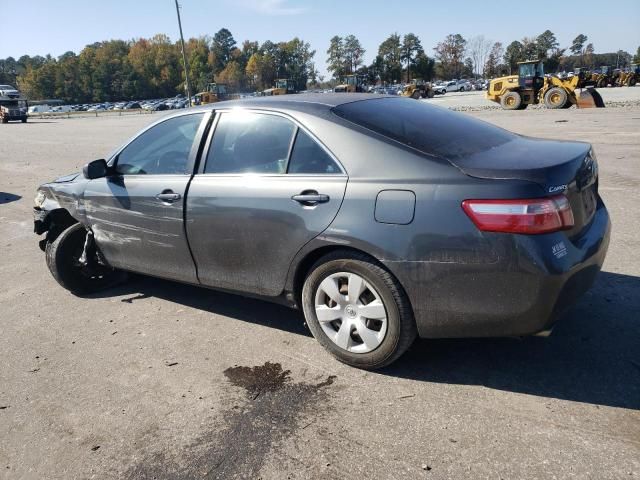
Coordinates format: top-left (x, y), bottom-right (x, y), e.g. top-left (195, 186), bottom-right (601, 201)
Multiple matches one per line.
top-left (504, 40), bottom-right (524, 74)
top-left (570, 34), bottom-right (588, 56)
top-left (211, 28), bottom-right (237, 74)
top-left (326, 35), bottom-right (345, 79)
top-left (378, 33), bottom-right (402, 83)
top-left (433, 34), bottom-right (466, 79)
top-left (343, 35), bottom-right (365, 74)
top-left (401, 33), bottom-right (423, 82)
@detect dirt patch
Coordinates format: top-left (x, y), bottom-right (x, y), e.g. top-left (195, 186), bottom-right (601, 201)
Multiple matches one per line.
top-left (123, 362), bottom-right (336, 479)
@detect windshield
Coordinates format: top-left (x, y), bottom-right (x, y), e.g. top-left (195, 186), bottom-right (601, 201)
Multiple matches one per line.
top-left (519, 62), bottom-right (544, 77)
top-left (276, 80), bottom-right (288, 89)
top-left (332, 97), bottom-right (515, 160)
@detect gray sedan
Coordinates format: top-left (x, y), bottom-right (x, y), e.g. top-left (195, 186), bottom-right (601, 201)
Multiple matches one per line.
top-left (33, 94), bottom-right (610, 369)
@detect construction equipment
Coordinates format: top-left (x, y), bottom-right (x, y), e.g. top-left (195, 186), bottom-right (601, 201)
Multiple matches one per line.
top-left (334, 75), bottom-right (367, 93)
top-left (588, 66), bottom-right (617, 88)
top-left (0, 84), bottom-right (28, 123)
top-left (486, 60), bottom-right (605, 110)
top-left (400, 79), bottom-right (436, 99)
top-left (616, 64), bottom-right (639, 87)
top-left (193, 82), bottom-right (231, 105)
top-left (263, 79), bottom-right (296, 96)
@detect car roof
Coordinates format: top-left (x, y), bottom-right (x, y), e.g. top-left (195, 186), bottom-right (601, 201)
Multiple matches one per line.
top-left (189, 93), bottom-right (388, 117)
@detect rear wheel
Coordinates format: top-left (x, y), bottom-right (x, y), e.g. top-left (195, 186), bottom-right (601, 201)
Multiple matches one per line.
top-left (301, 251), bottom-right (416, 370)
top-left (500, 91), bottom-right (522, 110)
top-left (46, 223), bottom-right (124, 295)
top-left (628, 77), bottom-right (637, 87)
top-left (597, 79), bottom-right (607, 88)
top-left (544, 87), bottom-right (568, 109)
top-left (411, 90), bottom-right (421, 99)
top-left (426, 89), bottom-right (435, 98)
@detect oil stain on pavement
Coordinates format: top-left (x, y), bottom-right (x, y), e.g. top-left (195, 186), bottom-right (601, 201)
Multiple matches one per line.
top-left (124, 362), bottom-right (336, 479)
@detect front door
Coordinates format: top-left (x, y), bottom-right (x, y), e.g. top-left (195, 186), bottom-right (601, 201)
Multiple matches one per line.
top-left (186, 110), bottom-right (348, 296)
top-left (84, 112), bottom-right (208, 284)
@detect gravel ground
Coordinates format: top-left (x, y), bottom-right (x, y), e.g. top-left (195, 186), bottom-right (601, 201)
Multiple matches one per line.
top-left (1, 92), bottom-right (639, 479)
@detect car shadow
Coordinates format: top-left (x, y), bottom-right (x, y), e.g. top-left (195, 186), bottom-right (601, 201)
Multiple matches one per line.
top-left (379, 271), bottom-right (640, 410)
top-left (92, 275), bottom-right (310, 337)
top-left (90, 270), bottom-right (638, 409)
top-left (0, 192), bottom-right (21, 204)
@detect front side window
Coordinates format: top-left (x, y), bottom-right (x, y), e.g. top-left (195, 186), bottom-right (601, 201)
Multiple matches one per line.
top-left (115, 113), bottom-right (205, 175)
top-left (205, 112), bottom-right (296, 174)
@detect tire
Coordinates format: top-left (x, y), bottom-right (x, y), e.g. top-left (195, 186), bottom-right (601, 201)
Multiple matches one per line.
top-left (411, 90), bottom-right (421, 100)
top-left (597, 79), bottom-right (606, 88)
top-left (301, 250), bottom-right (417, 370)
top-left (628, 77), bottom-right (636, 87)
top-left (544, 87), bottom-right (568, 109)
top-left (500, 91), bottom-right (522, 110)
top-left (45, 223), bottom-right (123, 295)
top-left (426, 89), bottom-right (435, 99)
top-left (1, 117), bottom-right (7, 124)
top-left (22, 118), bottom-right (27, 123)
top-left (459, 87), bottom-right (464, 92)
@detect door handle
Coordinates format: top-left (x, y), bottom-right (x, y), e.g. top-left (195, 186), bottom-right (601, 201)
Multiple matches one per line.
top-left (291, 192), bottom-right (330, 206)
top-left (156, 191), bottom-right (181, 203)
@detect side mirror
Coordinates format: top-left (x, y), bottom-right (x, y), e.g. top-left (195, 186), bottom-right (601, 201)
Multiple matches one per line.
top-left (83, 159), bottom-right (108, 179)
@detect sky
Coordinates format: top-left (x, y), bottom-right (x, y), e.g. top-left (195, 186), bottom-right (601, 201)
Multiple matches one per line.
top-left (0, 0), bottom-right (638, 77)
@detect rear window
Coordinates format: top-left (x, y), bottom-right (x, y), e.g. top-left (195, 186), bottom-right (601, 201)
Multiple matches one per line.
top-left (332, 97), bottom-right (515, 159)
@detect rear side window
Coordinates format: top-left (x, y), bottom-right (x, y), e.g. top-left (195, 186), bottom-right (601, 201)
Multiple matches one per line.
top-left (205, 112), bottom-right (296, 174)
top-left (288, 130), bottom-right (341, 174)
top-left (332, 97), bottom-right (514, 159)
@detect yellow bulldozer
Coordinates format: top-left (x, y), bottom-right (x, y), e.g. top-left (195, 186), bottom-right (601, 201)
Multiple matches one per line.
top-left (616, 64), bottom-right (639, 87)
top-left (194, 82), bottom-right (231, 105)
top-left (334, 74), bottom-right (367, 93)
top-left (400, 79), bottom-right (436, 99)
top-left (263, 79), bottom-right (296, 96)
top-left (487, 60), bottom-right (605, 110)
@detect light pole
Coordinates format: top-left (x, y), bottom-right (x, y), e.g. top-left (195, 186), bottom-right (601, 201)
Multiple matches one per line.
top-left (174, 0), bottom-right (192, 107)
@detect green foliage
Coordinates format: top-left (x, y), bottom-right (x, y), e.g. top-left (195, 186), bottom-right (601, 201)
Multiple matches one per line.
top-left (4, 30), bottom-right (316, 101)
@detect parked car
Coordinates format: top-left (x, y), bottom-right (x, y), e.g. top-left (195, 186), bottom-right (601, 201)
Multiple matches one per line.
top-left (33, 94), bottom-right (610, 369)
top-left (444, 80), bottom-right (472, 92)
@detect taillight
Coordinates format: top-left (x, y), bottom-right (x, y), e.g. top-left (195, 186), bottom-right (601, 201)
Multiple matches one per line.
top-left (462, 195), bottom-right (574, 234)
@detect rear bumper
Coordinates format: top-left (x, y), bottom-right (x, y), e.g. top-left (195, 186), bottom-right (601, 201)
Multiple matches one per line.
top-left (385, 199), bottom-right (611, 338)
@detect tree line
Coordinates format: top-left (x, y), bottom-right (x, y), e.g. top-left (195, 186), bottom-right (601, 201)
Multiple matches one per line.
top-left (1, 28), bottom-right (638, 103)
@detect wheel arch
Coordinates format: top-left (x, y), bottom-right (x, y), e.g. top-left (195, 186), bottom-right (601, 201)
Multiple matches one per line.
top-left (37, 207), bottom-right (79, 247)
top-left (288, 244), bottom-right (414, 320)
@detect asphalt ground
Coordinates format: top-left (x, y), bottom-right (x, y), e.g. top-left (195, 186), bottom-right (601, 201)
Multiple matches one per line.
top-left (1, 91), bottom-right (639, 479)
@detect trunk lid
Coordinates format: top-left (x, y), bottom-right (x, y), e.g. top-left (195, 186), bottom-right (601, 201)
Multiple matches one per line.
top-left (450, 136), bottom-right (599, 238)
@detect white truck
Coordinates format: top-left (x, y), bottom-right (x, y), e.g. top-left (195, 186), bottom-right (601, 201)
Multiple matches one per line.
top-left (0, 85), bottom-right (28, 123)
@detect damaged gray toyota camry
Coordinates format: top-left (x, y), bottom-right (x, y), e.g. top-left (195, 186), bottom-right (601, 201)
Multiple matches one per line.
top-left (33, 94), bottom-right (611, 369)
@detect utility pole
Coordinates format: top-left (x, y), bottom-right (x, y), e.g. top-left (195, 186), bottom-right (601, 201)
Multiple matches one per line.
top-left (175, 0), bottom-right (192, 107)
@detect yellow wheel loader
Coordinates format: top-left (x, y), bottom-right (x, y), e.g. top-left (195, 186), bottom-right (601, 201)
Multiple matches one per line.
top-left (589, 66), bottom-right (616, 88)
top-left (194, 82), bottom-right (231, 105)
top-left (263, 79), bottom-right (296, 96)
top-left (486, 60), bottom-right (605, 110)
top-left (334, 75), bottom-right (367, 93)
top-left (616, 64), bottom-right (639, 87)
top-left (400, 79), bottom-right (436, 99)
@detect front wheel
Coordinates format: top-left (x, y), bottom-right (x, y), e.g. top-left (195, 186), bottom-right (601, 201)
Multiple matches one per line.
top-left (45, 223), bottom-right (124, 295)
top-left (544, 87), bottom-right (568, 109)
top-left (301, 251), bottom-right (417, 370)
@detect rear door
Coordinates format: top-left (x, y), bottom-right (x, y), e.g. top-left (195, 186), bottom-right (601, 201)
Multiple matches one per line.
top-left (84, 112), bottom-right (209, 283)
top-left (187, 110), bottom-right (348, 296)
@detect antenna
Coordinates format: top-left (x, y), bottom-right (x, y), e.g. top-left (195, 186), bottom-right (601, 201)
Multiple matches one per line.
top-left (175, 0), bottom-right (192, 107)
